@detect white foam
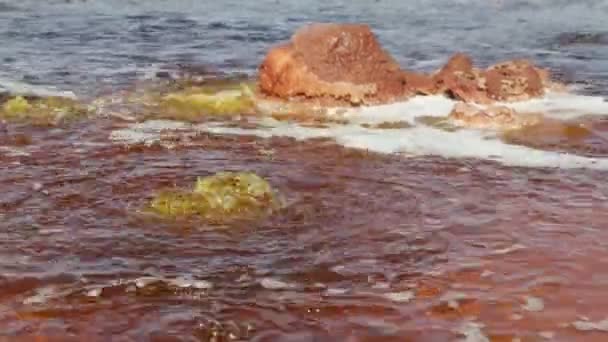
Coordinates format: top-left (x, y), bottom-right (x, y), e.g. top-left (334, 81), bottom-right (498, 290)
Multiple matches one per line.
top-left (0, 77), bottom-right (77, 99)
top-left (573, 318), bottom-right (608, 332)
top-left (198, 119), bottom-right (608, 170)
top-left (523, 296), bottom-right (545, 312)
top-left (259, 277), bottom-right (296, 290)
top-left (501, 92), bottom-right (608, 120)
top-left (456, 322), bottom-right (490, 342)
top-left (383, 291), bottom-right (415, 303)
top-left (109, 92), bottom-right (608, 170)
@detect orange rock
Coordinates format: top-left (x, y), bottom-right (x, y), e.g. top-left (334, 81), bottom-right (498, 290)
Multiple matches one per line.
top-left (258, 23), bottom-right (411, 105)
top-left (258, 24), bottom-right (565, 108)
top-left (433, 53), bottom-right (491, 104)
top-left (434, 55), bottom-right (560, 104)
top-left (484, 59), bottom-right (545, 102)
top-left (403, 71), bottom-right (437, 95)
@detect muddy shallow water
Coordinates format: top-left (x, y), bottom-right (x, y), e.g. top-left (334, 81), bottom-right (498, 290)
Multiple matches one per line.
top-left (2, 117), bottom-right (608, 341)
top-left (2, 0), bottom-right (608, 341)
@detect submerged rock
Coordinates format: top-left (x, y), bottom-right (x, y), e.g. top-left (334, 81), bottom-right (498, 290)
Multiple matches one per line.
top-left (149, 171), bottom-right (281, 222)
top-left (258, 23), bottom-right (412, 106)
top-left (447, 102), bottom-right (543, 130)
top-left (0, 95), bottom-right (88, 125)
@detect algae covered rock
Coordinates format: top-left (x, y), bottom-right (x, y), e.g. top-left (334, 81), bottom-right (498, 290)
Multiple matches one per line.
top-left (154, 83), bottom-right (256, 121)
top-left (0, 95), bottom-right (89, 125)
top-left (149, 172), bottom-right (281, 222)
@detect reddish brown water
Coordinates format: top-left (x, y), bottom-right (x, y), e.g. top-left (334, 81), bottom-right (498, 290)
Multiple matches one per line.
top-left (2, 116), bottom-right (608, 342)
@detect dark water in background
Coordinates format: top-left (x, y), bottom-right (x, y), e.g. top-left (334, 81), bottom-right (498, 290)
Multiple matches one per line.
top-left (1, 0), bottom-right (608, 96)
top-left (3, 1), bottom-right (608, 341)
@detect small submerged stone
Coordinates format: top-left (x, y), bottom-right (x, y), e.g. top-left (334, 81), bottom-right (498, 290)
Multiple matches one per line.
top-left (148, 171), bottom-right (281, 222)
top-left (0, 95), bottom-right (89, 125)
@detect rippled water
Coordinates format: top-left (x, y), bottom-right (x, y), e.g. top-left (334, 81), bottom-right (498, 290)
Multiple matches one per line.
top-left (2, 0), bottom-right (608, 341)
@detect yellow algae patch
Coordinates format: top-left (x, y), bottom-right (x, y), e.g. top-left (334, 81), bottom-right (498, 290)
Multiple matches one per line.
top-left (154, 83), bottom-right (257, 121)
top-left (148, 172), bottom-right (281, 222)
top-left (0, 95), bottom-right (89, 125)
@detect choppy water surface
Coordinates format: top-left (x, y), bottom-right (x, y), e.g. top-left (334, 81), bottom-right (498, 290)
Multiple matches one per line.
top-left (2, 0), bottom-right (608, 341)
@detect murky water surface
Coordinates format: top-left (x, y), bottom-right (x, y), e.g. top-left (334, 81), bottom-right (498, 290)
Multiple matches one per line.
top-left (2, 0), bottom-right (608, 341)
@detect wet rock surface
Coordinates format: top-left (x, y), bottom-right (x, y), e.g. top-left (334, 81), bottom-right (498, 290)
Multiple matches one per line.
top-left (435, 55), bottom-right (561, 104)
top-left (258, 24), bottom-right (563, 108)
top-left (258, 23), bottom-right (412, 105)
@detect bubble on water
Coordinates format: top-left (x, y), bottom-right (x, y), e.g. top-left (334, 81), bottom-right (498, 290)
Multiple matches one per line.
top-left (383, 291), bottom-right (415, 303)
top-left (523, 296), bottom-right (545, 312)
top-left (572, 318), bottom-right (608, 332)
top-left (371, 282), bottom-right (390, 290)
top-left (259, 277), bottom-right (295, 290)
top-left (325, 288), bottom-right (349, 296)
top-left (86, 288), bottom-right (102, 297)
top-left (481, 270), bottom-right (494, 278)
top-left (135, 276), bottom-right (163, 288)
top-left (166, 278), bottom-right (213, 290)
top-left (23, 287), bottom-right (57, 305)
top-left (192, 280), bottom-right (213, 289)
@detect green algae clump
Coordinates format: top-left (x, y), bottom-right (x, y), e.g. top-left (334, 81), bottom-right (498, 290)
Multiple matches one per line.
top-left (155, 83), bottom-right (256, 121)
top-left (149, 172), bottom-right (281, 222)
top-left (0, 95), bottom-right (89, 125)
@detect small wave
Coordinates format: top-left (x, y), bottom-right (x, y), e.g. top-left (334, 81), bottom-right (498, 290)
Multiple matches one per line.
top-left (109, 92), bottom-right (608, 170)
top-left (555, 32), bottom-right (608, 46)
top-left (0, 77), bottom-right (76, 99)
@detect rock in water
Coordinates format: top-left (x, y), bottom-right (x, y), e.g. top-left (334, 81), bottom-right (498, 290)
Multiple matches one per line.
top-left (258, 23), bottom-right (415, 105)
top-left (148, 172), bottom-right (281, 223)
top-left (433, 53), bottom-right (562, 104)
top-left (0, 95), bottom-right (89, 126)
top-left (485, 59), bottom-right (545, 102)
top-left (447, 102), bottom-right (542, 130)
top-left (433, 53), bottom-right (491, 104)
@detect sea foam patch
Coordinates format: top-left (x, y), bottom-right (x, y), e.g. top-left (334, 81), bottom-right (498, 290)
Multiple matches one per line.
top-left (109, 92), bottom-right (608, 170)
top-left (0, 77), bottom-right (77, 99)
